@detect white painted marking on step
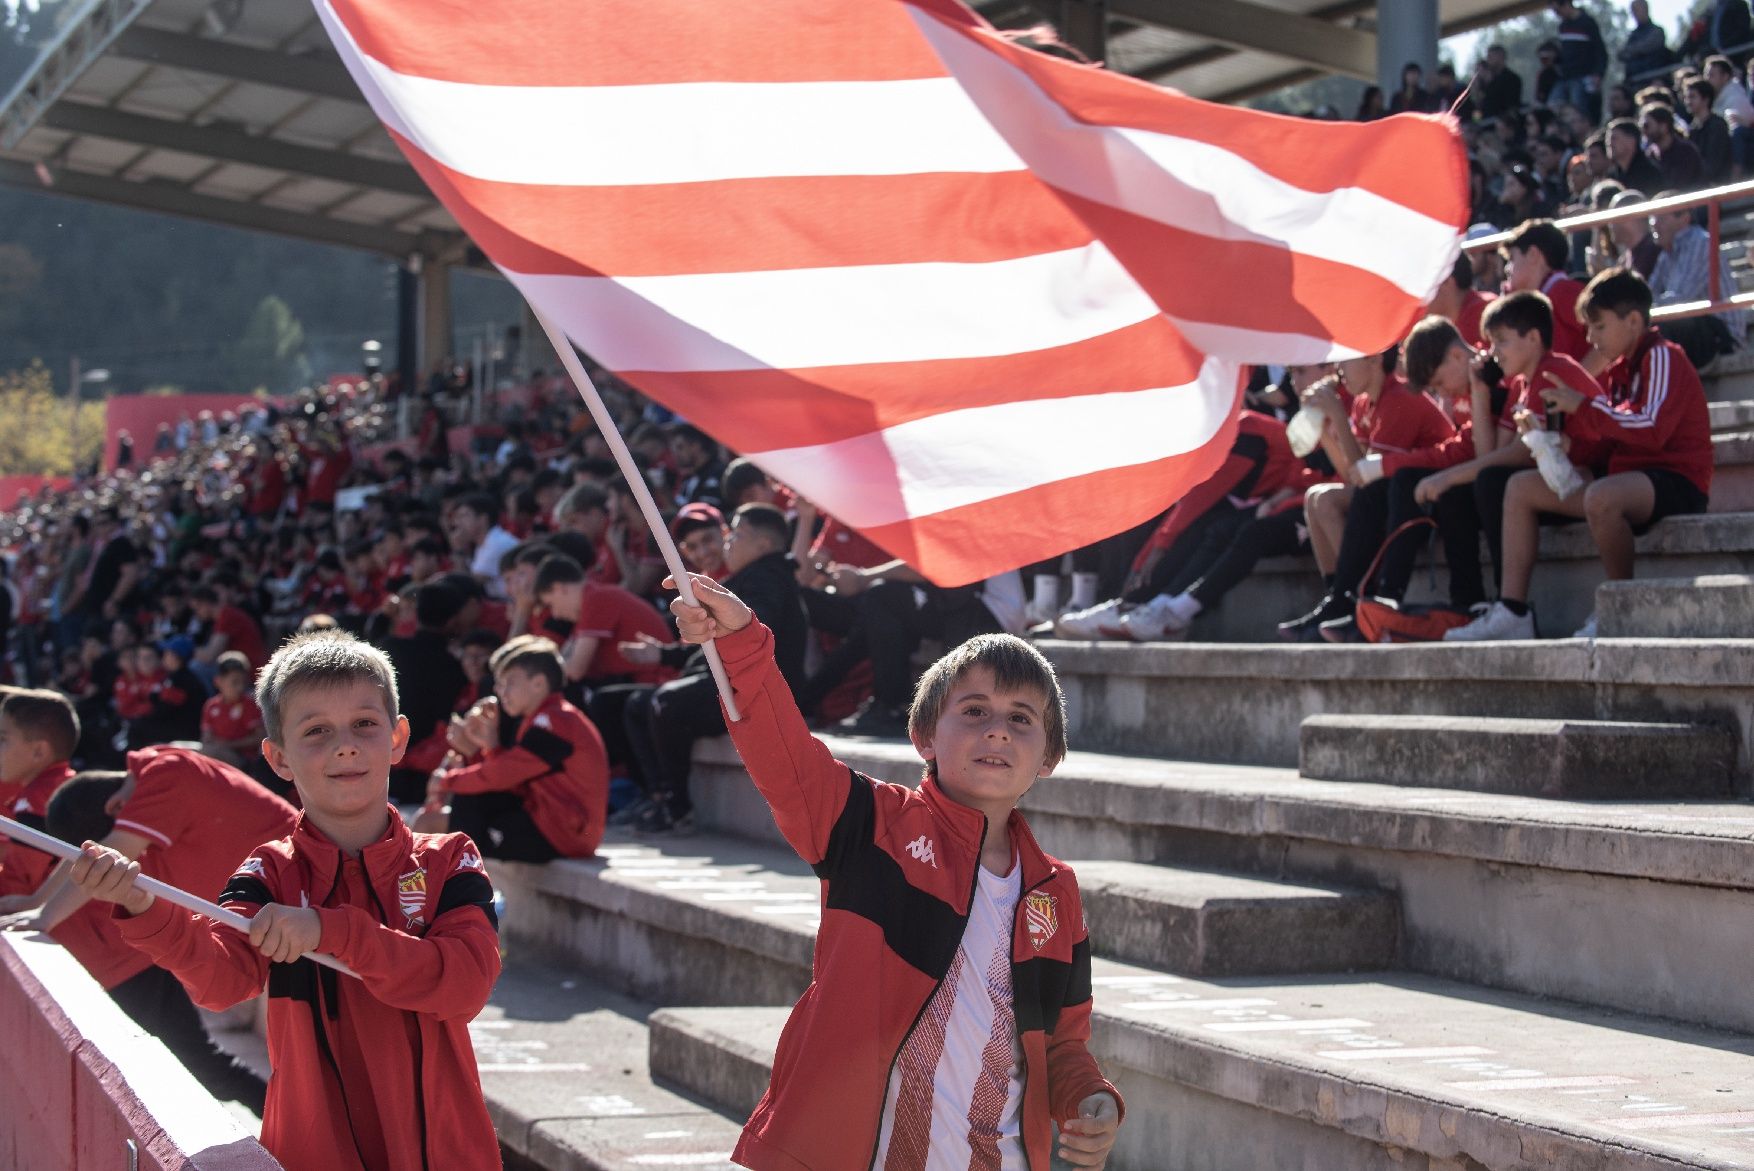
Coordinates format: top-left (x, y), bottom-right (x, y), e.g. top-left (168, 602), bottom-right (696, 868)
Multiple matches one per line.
top-left (469, 1020), bottom-right (513, 1029)
top-left (477, 1062), bottom-right (597, 1072)
top-left (611, 868), bottom-right (725, 879)
top-left (1121, 997), bottom-right (1278, 1012)
top-left (1092, 975), bottom-right (1182, 987)
top-left (577, 1093), bottom-right (646, 1115)
top-left (1208, 1018), bottom-right (1373, 1033)
top-left (627, 1155), bottom-right (736, 1165)
top-left (701, 892), bottom-right (817, 903)
top-left (1612, 1111), bottom-right (1754, 1131)
top-left (1319, 1046), bottom-right (1493, 1060)
top-left (644, 1130), bottom-right (695, 1139)
top-left (657, 880), bottom-right (767, 891)
top-left (754, 904), bottom-right (822, 915)
top-left (610, 855), bottom-right (714, 867)
top-left (1449, 1076), bottom-right (1635, 1091)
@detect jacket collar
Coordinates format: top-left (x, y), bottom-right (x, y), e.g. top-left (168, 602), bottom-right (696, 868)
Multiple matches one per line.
top-left (517, 691), bottom-right (565, 738)
top-left (291, 803), bottom-right (415, 892)
top-left (919, 775), bottom-right (1057, 889)
top-left (15, 760), bottom-right (74, 813)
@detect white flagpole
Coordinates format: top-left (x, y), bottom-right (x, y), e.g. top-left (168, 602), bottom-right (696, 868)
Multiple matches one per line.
top-left (528, 307), bottom-right (742, 722)
top-left (0, 814), bottom-right (359, 978)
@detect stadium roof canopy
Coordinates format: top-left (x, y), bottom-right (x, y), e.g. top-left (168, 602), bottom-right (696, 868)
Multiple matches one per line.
top-left (0, 0), bottom-right (1543, 260)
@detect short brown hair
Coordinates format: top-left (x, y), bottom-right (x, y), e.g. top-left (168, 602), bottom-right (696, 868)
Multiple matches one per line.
top-left (908, 634), bottom-right (1068, 774)
top-left (0, 688), bottom-right (79, 762)
top-left (489, 634), bottom-right (565, 693)
top-left (1481, 289), bottom-right (1556, 348)
top-left (256, 630), bottom-right (399, 744)
top-left (1402, 315), bottom-right (1469, 391)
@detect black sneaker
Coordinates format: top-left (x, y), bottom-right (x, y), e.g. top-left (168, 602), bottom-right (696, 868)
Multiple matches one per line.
top-left (631, 802), bottom-right (675, 836)
top-left (1277, 593), bottom-right (1350, 643)
top-left (835, 699), bottom-right (910, 738)
top-left (607, 795), bottom-right (655, 828)
top-left (1318, 612), bottom-right (1364, 643)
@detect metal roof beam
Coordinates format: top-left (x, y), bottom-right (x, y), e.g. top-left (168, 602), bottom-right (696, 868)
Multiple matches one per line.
top-left (39, 101), bottom-right (428, 198)
top-left (108, 25), bottom-right (362, 103)
top-left (1110, 0), bottom-right (1376, 80)
top-left (0, 159), bottom-right (423, 256)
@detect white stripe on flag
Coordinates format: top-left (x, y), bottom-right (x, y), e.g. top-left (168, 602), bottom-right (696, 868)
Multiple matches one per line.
top-left (503, 244), bottom-right (1161, 372)
top-left (907, 11), bottom-right (1458, 301)
top-left (325, 12), bottom-right (1021, 186)
top-left (1172, 319), bottom-right (1369, 366)
top-left (748, 359), bottom-right (1236, 527)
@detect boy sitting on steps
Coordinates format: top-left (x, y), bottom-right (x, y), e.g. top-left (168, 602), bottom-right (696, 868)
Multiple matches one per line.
top-left (668, 571), bottom-right (1123, 1170)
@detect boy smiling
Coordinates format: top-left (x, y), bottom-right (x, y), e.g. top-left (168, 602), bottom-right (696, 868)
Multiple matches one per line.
top-left (668, 573), bottom-right (1122, 1171)
top-left (67, 630), bottom-right (503, 1171)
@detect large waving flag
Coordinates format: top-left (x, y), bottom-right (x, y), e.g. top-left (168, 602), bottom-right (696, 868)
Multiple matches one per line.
top-left (314, 0), bottom-right (1467, 586)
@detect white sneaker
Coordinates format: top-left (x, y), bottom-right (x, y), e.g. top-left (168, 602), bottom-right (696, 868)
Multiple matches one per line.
top-left (1442, 600), bottom-right (1536, 642)
top-left (1117, 596), bottom-right (1190, 642)
top-left (1024, 599), bottom-right (1058, 628)
top-left (1053, 599), bottom-right (1127, 640)
top-left (1572, 612), bottom-right (1598, 640)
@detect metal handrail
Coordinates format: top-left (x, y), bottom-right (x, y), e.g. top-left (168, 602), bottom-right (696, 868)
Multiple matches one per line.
top-left (1462, 177), bottom-right (1754, 322)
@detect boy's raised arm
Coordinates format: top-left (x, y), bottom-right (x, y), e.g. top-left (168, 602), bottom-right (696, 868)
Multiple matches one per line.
top-left (671, 575), bottom-right (853, 867)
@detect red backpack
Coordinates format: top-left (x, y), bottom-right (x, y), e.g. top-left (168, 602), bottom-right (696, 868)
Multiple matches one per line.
top-left (1353, 518), bottom-right (1474, 643)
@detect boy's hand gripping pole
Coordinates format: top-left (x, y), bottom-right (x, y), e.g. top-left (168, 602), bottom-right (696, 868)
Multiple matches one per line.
top-left (529, 307), bottom-right (740, 721)
top-left (0, 813), bottom-right (359, 978)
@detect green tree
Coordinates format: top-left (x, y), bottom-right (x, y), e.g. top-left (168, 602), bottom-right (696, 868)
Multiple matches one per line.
top-left (0, 361), bottom-right (106, 475)
top-left (227, 294), bottom-right (313, 395)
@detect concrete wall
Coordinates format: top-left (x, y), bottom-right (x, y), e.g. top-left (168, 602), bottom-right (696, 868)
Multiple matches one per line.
top-left (0, 936), bottom-right (279, 1171)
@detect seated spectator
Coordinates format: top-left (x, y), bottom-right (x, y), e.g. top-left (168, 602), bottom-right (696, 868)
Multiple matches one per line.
top-left (1426, 252), bottom-right (1495, 348)
top-left (1502, 219), bottom-right (1592, 362)
top-left (1646, 193), bottom-right (1747, 368)
top-left (1388, 61), bottom-right (1438, 115)
top-left (1606, 117), bottom-right (1665, 196)
top-left (1449, 269), bottom-right (1713, 641)
top-left (1053, 407), bottom-right (1327, 640)
top-left (1276, 348), bottom-right (1454, 640)
top-left (668, 423), bottom-right (726, 511)
top-left (1707, 54), bottom-right (1754, 172)
top-left (622, 503), bottom-right (807, 831)
top-left (424, 636), bottom-right (609, 861)
top-left (1594, 188), bottom-right (1659, 278)
top-left (131, 636), bottom-right (205, 746)
top-left (1641, 103), bottom-right (1704, 191)
top-left (1411, 292), bottom-right (1604, 608)
top-left (24, 747), bottom-right (298, 1106)
top-left (1684, 76), bottom-right (1734, 183)
top-left (532, 551), bottom-right (674, 693)
top-left (199, 650), bottom-right (266, 772)
top-left (381, 580), bottom-right (472, 803)
top-left (671, 504), bottom-right (729, 581)
top-left (456, 629), bottom-right (500, 710)
top-left (722, 456), bottom-right (781, 510)
top-left (116, 643), bottom-right (161, 750)
top-left (191, 584), bottom-right (267, 672)
top-left (448, 491), bottom-right (519, 601)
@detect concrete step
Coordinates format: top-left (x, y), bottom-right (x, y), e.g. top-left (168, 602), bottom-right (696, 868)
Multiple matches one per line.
top-left (1031, 637), bottom-right (1754, 785)
top-left (1049, 859), bottom-right (1395, 976)
top-left (1130, 508), bottom-right (1754, 643)
top-left (647, 974), bottom-right (1754, 1171)
top-left (478, 959), bottom-right (749, 1171)
top-left (688, 737), bottom-right (1754, 1032)
top-left (1710, 399), bottom-right (1754, 432)
top-left (1598, 574), bottom-right (1754, 638)
top-left (1299, 714), bottom-right (1737, 800)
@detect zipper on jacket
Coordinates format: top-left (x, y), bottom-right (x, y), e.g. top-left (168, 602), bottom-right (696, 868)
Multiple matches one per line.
top-left (1008, 867), bottom-right (1057, 1171)
top-left (361, 860), bottom-right (434, 1171)
top-left (863, 819), bottom-right (987, 1171)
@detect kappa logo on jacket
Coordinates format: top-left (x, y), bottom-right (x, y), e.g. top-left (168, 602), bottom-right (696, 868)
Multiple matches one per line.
top-left (903, 834), bottom-right (938, 869)
top-left (235, 856), bottom-right (266, 879)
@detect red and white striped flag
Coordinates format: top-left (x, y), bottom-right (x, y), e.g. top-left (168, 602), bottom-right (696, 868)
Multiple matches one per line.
top-left (315, 0), bottom-right (1467, 586)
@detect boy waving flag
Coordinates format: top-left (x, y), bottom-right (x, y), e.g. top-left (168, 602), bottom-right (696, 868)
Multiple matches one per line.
top-left (313, 0), bottom-right (1469, 586)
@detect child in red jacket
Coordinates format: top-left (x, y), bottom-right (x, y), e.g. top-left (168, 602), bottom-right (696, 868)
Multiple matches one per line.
top-left (423, 634), bottom-right (610, 861)
top-left (668, 572), bottom-right (1123, 1171)
top-left (66, 630), bottom-right (503, 1171)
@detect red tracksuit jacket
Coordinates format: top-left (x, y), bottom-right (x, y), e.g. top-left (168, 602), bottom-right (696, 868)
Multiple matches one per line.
top-left (715, 621), bottom-right (1122, 1171)
top-left (444, 690), bottom-right (609, 858)
top-left (117, 807), bottom-right (502, 1171)
top-left (1568, 329), bottom-right (1714, 496)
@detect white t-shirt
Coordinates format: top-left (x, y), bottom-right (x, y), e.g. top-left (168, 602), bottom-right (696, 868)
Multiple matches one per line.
top-left (872, 859), bottom-right (1026, 1171)
top-left (469, 526), bottom-right (520, 599)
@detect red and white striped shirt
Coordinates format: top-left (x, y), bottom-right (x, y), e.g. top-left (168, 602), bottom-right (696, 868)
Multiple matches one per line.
top-left (875, 859), bottom-right (1026, 1171)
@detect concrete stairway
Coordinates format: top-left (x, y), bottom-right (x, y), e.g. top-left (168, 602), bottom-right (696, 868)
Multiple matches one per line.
top-left (1298, 713), bottom-right (1737, 799)
top-left (1597, 574), bottom-right (1753, 638)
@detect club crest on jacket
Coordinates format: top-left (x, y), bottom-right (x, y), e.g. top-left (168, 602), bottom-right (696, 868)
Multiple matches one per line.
top-left (1024, 890), bottom-right (1058, 951)
top-left (398, 867), bottom-right (427, 924)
